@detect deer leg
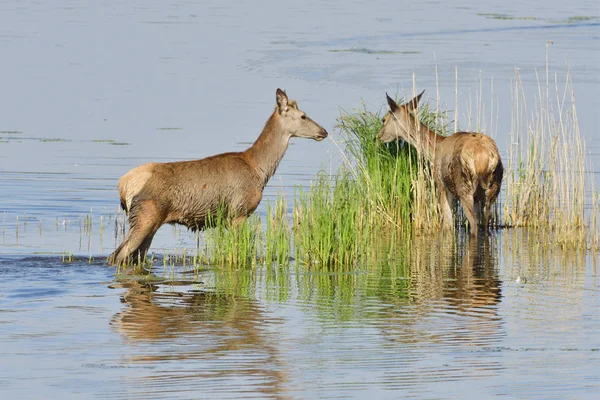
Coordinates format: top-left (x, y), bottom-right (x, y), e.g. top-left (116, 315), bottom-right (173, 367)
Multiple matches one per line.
top-left (107, 201), bottom-right (164, 266)
top-left (474, 200), bottom-right (482, 227)
top-left (459, 195), bottom-right (479, 235)
top-left (483, 185), bottom-right (501, 229)
top-left (439, 189), bottom-right (455, 230)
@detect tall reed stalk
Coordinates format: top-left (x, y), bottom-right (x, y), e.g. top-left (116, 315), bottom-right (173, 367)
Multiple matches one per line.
top-left (504, 65), bottom-right (595, 248)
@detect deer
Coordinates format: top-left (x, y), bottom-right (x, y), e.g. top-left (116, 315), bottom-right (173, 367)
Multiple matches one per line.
top-left (377, 90), bottom-right (503, 234)
top-left (107, 89), bottom-right (328, 266)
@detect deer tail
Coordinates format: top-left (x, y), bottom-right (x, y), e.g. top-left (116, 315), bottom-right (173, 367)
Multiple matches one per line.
top-left (461, 140), bottom-right (501, 190)
top-left (117, 164), bottom-right (155, 214)
top-left (474, 143), bottom-right (501, 190)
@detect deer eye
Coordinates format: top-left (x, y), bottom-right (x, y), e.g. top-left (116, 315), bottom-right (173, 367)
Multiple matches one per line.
top-left (301, 115), bottom-right (306, 120)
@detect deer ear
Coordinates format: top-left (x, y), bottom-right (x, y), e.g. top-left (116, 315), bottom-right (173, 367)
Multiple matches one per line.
top-left (404, 90), bottom-right (425, 111)
top-left (276, 88), bottom-right (289, 112)
top-left (386, 93), bottom-right (398, 112)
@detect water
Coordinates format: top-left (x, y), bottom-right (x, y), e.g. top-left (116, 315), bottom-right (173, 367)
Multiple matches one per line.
top-left (1, 235), bottom-right (598, 399)
top-left (1, 0), bottom-right (599, 398)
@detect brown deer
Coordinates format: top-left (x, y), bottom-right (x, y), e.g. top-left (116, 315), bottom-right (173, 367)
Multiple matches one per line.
top-left (377, 90), bottom-right (503, 233)
top-left (107, 89), bottom-right (328, 266)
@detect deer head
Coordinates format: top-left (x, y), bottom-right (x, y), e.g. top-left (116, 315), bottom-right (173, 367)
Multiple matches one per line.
top-left (276, 89), bottom-right (328, 141)
top-left (377, 90), bottom-right (425, 144)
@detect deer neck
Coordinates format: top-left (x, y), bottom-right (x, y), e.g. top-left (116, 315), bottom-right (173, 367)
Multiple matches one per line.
top-left (244, 111), bottom-right (290, 186)
top-left (406, 114), bottom-right (444, 161)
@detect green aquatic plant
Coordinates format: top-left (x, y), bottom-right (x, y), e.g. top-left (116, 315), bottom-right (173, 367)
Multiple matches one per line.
top-left (204, 205), bottom-right (260, 267)
top-left (554, 15), bottom-right (599, 24)
top-left (264, 196), bottom-right (292, 267)
top-left (39, 138), bottom-right (70, 143)
top-left (477, 13), bottom-right (538, 21)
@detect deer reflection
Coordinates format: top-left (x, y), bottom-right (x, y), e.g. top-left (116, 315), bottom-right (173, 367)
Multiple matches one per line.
top-left (378, 234), bottom-right (503, 347)
top-left (110, 279), bottom-right (289, 397)
top-left (446, 236), bottom-right (502, 316)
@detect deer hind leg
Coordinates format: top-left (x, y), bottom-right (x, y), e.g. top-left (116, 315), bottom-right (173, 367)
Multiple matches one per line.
top-left (107, 200), bottom-right (164, 266)
top-left (483, 184), bottom-right (501, 229)
top-left (459, 195), bottom-right (479, 235)
top-left (438, 188), bottom-right (455, 230)
top-left (434, 170), bottom-right (455, 230)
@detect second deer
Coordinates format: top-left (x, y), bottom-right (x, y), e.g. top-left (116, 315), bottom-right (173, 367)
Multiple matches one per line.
top-left (377, 90), bottom-right (503, 233)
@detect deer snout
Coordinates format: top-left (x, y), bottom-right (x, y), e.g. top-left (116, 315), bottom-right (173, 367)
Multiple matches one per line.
top-left (377, 127), bottom-right (396, 144)
top-left (315, 128), bottom-right (328, 141)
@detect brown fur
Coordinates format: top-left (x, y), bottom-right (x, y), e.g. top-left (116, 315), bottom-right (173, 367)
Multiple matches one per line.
top-left (107, 89), bottom-right (327, 266)
top-left (378, 91), bottom-right (503, 234)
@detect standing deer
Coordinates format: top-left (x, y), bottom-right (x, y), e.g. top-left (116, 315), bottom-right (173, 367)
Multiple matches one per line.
top-left (377, 90), bottom-right (503, 234)
top-left (107, 89), bottom-right (328, 266)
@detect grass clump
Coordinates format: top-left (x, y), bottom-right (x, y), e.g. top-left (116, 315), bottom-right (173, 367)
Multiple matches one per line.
top-left (264, 196), bottom-right (293, 267)
top-left (292, 99), bottom-right (449, 267)
top-left (293, 169), bottom-right (368, 268)
top-left (204, 206), bottom-right (260, 267)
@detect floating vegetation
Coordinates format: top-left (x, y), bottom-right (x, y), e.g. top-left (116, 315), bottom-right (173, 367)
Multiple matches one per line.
top-left (157, 127), bottom-right (183, 131)
top-left (39, 138), bottom-right (71, 143)
top-left (478, 13), bottom-right (599, 23)
top-left (91, 139), bottom-right (130, 145)
top-left (0, 130), bottom-right (22, 134)
top-left (329, 48), bottom-right (419, 55)
top-left (477, 13), bottom-right (539, 21)
top-left (555, 15), bottom-right (599, 24)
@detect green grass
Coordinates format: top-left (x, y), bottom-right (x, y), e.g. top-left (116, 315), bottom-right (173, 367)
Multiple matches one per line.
top-left (203, 206), bottom-right (260, 267)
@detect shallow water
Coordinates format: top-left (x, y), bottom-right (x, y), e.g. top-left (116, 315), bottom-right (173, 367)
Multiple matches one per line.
top-left (1, 234), bottom-right (599, 399)
top-left (1, 0), bottom-right (599, 398)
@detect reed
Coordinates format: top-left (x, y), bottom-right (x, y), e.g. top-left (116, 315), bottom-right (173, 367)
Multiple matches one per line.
top-left (503, 65), bottom-right (595, 248)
